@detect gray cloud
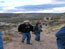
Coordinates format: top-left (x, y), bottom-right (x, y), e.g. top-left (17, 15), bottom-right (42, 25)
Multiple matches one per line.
top-left (15, 4), bottom-right (65, 11)
top-left (56, 0), bottom-right (65, 1)
top-left (5, 3), bottom-right (65, 13)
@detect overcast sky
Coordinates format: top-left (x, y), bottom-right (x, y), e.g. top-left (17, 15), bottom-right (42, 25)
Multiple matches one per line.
top-left (0, 0), bottom-right (65, 13)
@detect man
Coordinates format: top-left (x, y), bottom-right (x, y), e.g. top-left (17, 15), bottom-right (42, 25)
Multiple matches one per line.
top-left (56, 26), bottom-right (65, 49)
top-left (34, 22), bottom-right (42, 41)
top-left (18, 20), bottom-right (34, 44)
top-left (0, 32), bottom-right (4, 49)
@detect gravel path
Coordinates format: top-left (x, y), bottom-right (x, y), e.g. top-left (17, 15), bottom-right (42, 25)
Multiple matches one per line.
top-left (4, 31), bottom-right (57, 49)
top-left (4, 26), bottom-right (57, 49)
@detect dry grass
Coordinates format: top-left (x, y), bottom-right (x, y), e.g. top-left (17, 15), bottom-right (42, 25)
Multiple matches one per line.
top-left (4, 31), bottom-right (57, 49)
top-left (44, 23), bottom-right (65, 33)
top-left (4, 24), bottom-right (65, 49)
top-left (3, 35), bottom-right (12, 41)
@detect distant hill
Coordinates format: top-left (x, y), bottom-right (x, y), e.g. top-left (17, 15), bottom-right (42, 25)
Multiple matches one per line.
top-left (0, 13), bottom-right (64, 23)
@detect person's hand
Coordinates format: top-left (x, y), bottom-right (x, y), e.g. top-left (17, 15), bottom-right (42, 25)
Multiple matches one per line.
top-left (19, 32), bottom-right (22, 34)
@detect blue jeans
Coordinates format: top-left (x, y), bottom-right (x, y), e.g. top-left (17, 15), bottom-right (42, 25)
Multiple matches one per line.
top-left (35, 31), bottom-right (40, 41)
top-left (0, 32), bottom-right (4, 49)
top-left (57, 40), bottom-right (65, 49)
top-left (22, 32), bottom-right (31, 44)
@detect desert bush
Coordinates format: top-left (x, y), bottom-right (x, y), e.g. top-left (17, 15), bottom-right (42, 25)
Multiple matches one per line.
top-left (2, 35), bottom-right (12, 41)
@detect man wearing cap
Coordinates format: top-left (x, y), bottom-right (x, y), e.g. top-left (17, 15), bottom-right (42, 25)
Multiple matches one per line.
top-left (18, 20), bottom-right (34, 44)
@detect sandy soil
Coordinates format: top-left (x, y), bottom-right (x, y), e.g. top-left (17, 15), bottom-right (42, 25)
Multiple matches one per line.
top-left (4, 31), bottom-right (57, 49)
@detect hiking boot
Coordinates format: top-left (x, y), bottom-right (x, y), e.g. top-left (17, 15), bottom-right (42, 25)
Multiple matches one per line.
top-left (21, 41), bottom-right (24, 43)
top-left (35, 39), bottom-right (40, 42)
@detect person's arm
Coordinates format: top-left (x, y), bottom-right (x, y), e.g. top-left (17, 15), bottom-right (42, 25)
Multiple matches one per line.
top-left (56, 31), bottom-right (61, 38)
top-left (56, 26), bottom-right (65, 38)
top-left (31, 25), bottom-right (34, 32)
top-left (18, 25), bottom-right (21, 32)
top-left (40, 25), bottom-right (42, 28)
top-left (0, 32), bottom-right (4, 49)
top-left (18, 24), bottom-right (23, 34)
top-left (30, 25), bottom-right (34, 34)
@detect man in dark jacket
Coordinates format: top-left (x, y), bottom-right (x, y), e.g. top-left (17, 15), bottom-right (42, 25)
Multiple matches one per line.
top-left (18, 20), bottom-right (34, 44)
top-left (56, 26), bottom-right (65, 49)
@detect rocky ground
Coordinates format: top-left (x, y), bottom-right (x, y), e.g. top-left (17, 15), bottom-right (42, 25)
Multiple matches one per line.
top-left (4, 29), bottom-right (57, 49)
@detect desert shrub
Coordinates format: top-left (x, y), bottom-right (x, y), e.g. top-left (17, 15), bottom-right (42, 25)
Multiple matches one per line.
top-left (2, 35), bottom-right (12, 41)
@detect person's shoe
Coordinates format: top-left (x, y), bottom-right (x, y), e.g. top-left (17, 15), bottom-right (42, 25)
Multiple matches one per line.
top-left (35, 39), bottom-right (40, 42)
top-left (21, 41), bottom-right (24, 43)
top-left (35, 39), bottom-right (38, 41)
top-left (27, 43), bottom-right (32, 45)
top-left (37, 40), bottom-right (40, 42)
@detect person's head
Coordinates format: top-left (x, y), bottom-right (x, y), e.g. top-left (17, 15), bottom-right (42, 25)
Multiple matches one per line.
top-left (23, 20), bottom-right (30, 25)
top-left (36, 22), bottom-right (41, 26)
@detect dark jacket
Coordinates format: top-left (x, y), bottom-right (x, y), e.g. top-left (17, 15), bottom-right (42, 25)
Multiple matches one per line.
top-left (34, 25), bottom-right (42, 34)
top-left (18, 24), bottom-right (33, 33)
top-left (56, 26), bottom-right (65, 47)
top-left (56, 26), bottom-right (65, 39)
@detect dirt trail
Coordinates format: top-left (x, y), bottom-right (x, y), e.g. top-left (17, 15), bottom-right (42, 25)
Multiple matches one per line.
top-left (4, 31), bottom-right (57, 49)
top-left (4, 26), bottom-right (57, 49)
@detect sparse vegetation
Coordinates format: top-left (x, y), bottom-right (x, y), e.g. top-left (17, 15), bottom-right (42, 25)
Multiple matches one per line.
top-left (0, 13), bottom-right (65, 49)
top-left (2, 35), bottom-right (12, 41)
